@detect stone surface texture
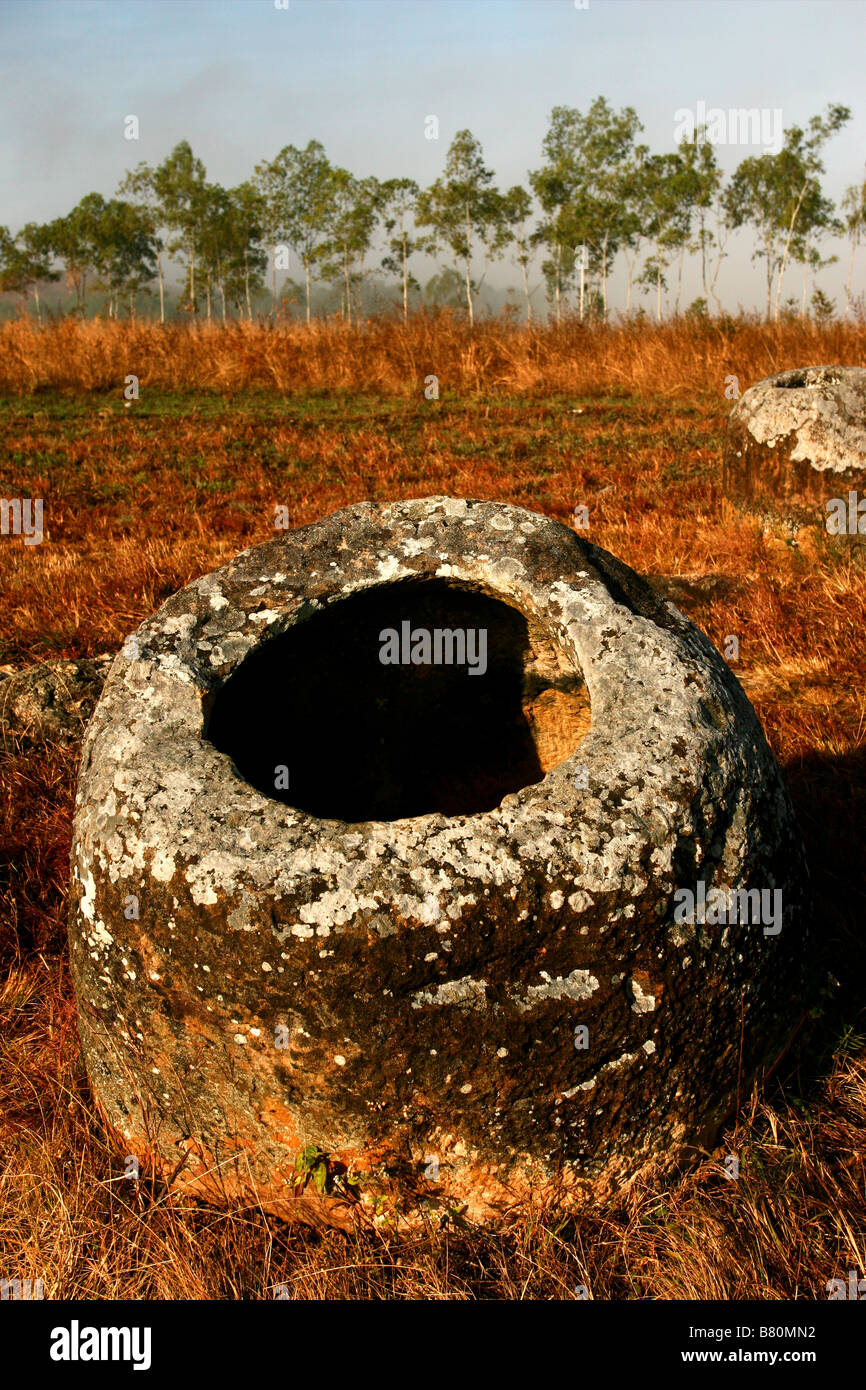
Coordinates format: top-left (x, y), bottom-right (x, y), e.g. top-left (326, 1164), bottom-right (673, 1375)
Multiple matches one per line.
top-left (724, 364), bottom-right (866, 519)
top-left (68, 497), bottom-right (808, 1226)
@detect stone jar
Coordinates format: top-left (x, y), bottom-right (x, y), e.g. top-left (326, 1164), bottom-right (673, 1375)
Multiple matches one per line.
top-left (724, 364), bottom-right (866, 535)
top-left (68, 497), bottom-right (809, 1225)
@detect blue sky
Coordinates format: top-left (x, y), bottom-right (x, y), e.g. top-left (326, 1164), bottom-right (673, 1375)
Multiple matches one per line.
top-left (1, 0), bottom-right (864, 313)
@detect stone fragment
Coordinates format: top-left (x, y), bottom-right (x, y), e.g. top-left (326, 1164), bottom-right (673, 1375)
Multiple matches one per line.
top-left (0, 656), bottom-right (112, 750)
top-left (68, 497), bottom-right (809, 1226)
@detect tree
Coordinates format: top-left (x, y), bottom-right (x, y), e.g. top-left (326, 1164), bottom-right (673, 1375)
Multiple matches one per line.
top-left (44, 193), bottom-right (109, 313)
top-left (617, 141), bottom-right (652, 317)
top-left (529, 109), bottom-right (579, 323)
top-left (319, 170), bottom-right (381, 325)
top-left (529, 100), bottom-right (642, 323)
top-left (636, 153), bottom-right (695, 322)
top-left (378, 177), bottom-right (425, 323)
top-left (0, 222), bottom-right (59, 322)
top-left (117, 162), bottom-right (168, 322)
top-left (227, 182), bottom-right (267, 320)
top-left (424, 265), bottom-right (465, 309)
top-left (91, 198), bottom-right (157, 318)
top-left (677, 131), bottom-right (725, 312)
top-left (841, 169), bottom-right (866, 322)
top-left (254, 140), bottom-right (333, 323)
top-left (500, 185), bottom-right (536, 323)
top-left (724, 103), bottom-right (850, 320)
top-left (197, 183), bottom-right (231, 321)
top-left (152, 140), bottom-right (208, 314)
top-left (416, 129), bottom-right (507, 326)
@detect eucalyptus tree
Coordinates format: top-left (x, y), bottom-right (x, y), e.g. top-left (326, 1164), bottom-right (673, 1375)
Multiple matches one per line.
top-left (319, 170), bottom-right (381, 325)
top-left (197, 183), bottom-right (231, 320)
top-left (93, 198), bottom-right (157, 317)
top-left (501, 184), bottom-right (536, 322)
top-left (44, 193), bottom-right (111, 313)
top-left (530, 99), bottom-right (642, 322)
top-left (724, 103), bottom-right (850, 320)
top-left (117, 162), bottom-right (168, 321)
top-left (636, 152), bottom-right (696, 321)
top-left (253, 140), bottom-right (333, 323)
top-left (378, 177), bottom-right (425, 322)
top-left (0, 222), bottom-right (59, 322)
top-left (677, 131), bottom-right (724, 310)
top-left (617, 141), bottom-right (651, 316)
top-left (226, 181), bottom-right (267, 319)
top-left (529, 109), bottom-right (579, 321)
top-left (416, 129), bottom-right (508, 326)
top-left (152, 140), bottom-right (208, 314)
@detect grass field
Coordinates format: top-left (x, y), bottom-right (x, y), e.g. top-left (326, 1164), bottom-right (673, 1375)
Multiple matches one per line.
top-left (1, 314), bottom-right (864, 1299)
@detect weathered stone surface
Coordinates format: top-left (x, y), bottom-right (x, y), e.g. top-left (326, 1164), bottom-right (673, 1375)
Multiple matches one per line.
top-left (68, 497), bottom-right (809, 1226)
top-left (0, 656), bottom-right (112, 750)
top-left (724, 365), bottom-right (866, 526)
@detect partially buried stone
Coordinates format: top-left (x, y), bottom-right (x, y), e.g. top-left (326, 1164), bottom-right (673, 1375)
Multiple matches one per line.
top-left (68, 496), bottom-right (809, 1227)
top-left (0, 656), bottom-right (112, 750)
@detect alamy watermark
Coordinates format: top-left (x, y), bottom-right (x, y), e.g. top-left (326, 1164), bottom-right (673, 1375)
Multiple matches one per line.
top-left (379, 623), bottom-right (488, 676)
top-left (674, 880), bottom-right (782, 936)
top-left (826, 490), bottom-right (866, 535)
top-left (826, 1270), bottom-right (866, 1299)
top-left (0, 497), bottom-right (43, 545)
top-left (1, 1276), bottom-right (44, 1299)
top-left (674, 101), bottom-right (783, 154)
top-left (50, 1321), bottom-right (151, 1370)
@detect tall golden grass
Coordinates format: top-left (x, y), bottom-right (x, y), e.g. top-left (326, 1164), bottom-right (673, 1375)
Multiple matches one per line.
top-left (0, 311), bottom-right (863, 396)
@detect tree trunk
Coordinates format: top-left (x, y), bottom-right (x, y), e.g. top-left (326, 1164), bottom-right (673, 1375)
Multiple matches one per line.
top-left (844, 234), bottom-right (857, 321)
top-left (305, 261), bottom-right (311, 324)
top-left (579, 246), bottom-right (585, 322)
top-left (205, 278), bottom-right (211, 322)
top-left (656, 263), bottom-right (662, 322)
top-left (402, 234), bottom-right (408, 324)
top-left (765, 252), bottom-right (773, 320)
top-left (521, 254), bottom-right (532, 324)
top-left (709, 214), bottom-right (726, 315)
top-left (601, 230), bottom-right (609, 323)
top-left (465, 206), bottom-right (473, 326)
top-left (157, 253), bottom-right (165, 324)
top-left (800, 263), bottom-right (808, 318)
top-left (774, 183), bottom-right (809, 321)
top-left (245, 250), bottom-right (252, 321)
top-left (344, 249), bottom-right (351, 326)
top-left (464, 256), bottom-right (473, 326)
top-left (34, 284), bottom-right (41, 326)
top-left (700, 211), bottom-right (708, 300)
top-left (189, 244), bottom-right (196, 314)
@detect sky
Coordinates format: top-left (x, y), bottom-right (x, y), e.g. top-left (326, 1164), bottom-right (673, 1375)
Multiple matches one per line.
top-left (1, 0), bottom-right (865, 314)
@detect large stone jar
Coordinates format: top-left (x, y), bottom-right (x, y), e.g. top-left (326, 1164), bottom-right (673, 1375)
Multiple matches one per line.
top-left (69, 497), bottom-right (808, 1224)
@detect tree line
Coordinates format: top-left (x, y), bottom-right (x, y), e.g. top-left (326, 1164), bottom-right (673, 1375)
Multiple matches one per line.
top-left (1, 97), bottom-right (864, 325)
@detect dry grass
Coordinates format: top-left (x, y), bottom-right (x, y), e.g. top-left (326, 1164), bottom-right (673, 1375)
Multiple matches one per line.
top-left (0, 309), bottom-right (864, 397)
top-left (1, 315), bottom-right (864, 1299)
